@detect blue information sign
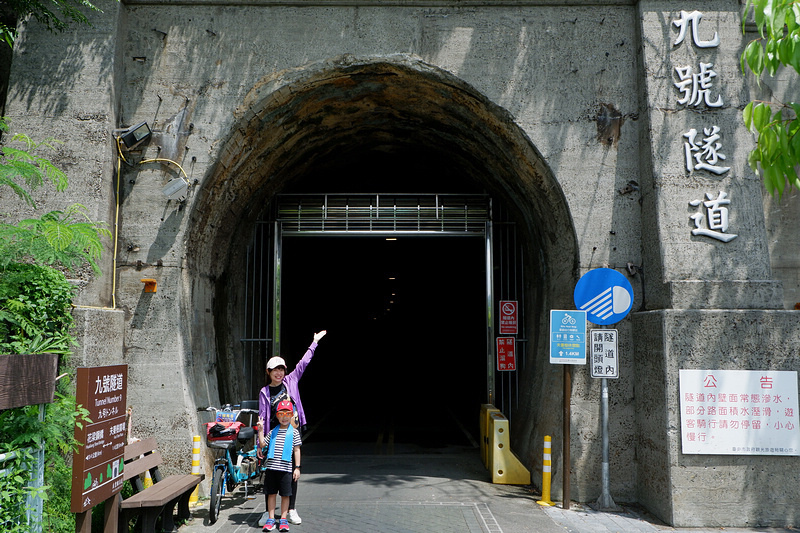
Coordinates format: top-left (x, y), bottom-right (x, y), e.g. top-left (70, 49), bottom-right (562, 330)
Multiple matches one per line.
top-left (573, 268), bottom-right (634, 326)
top-left (550, 310), bottom-right (587, 365)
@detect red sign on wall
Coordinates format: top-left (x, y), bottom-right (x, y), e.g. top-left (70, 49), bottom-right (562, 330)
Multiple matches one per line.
top-left (499, 300), bottom-right (518, 335)
top-left (496, 337), bottom-right (516, 371)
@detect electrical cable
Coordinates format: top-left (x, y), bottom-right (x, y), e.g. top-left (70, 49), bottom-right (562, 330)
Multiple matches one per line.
top-left (73, 148), bottom-right (190, 312)
top-left (73, 136), bottom-right (124, 311)
top-left (139, 157), bottom-right (188, 181)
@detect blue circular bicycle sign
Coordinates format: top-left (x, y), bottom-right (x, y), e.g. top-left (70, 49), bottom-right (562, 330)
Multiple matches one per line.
top-left (573, 268), bottom-right (633, 325)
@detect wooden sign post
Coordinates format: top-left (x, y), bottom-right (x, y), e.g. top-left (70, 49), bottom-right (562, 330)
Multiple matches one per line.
top-left (71, 365), bottom-right (128, 533)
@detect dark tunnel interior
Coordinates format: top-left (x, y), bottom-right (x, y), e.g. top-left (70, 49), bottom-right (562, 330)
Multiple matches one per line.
top-left (277, 236), bottom-right (486, 454)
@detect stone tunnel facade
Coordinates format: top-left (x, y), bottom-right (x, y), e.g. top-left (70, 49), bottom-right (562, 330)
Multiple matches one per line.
top-left (2, 0), bottom-right (799, 527)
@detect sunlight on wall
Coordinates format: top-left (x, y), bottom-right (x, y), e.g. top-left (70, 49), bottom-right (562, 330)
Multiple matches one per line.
top-left (433, 27), bottom-right (474, 75)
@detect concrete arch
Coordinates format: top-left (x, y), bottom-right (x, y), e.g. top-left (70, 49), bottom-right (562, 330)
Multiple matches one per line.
top-left (184, 54), bottom-right (578, 463)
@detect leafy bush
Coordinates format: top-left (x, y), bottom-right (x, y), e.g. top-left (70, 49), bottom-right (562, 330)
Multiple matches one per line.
top-left (0, 263), bottom-right (76, 356)
top-left (0, 118), bottom-right (110, 531)
top-left (0, 118), bottom-right (111, 273)
top-left (741, 0), bottom-right (800, 196)
top-left (0, 395), bottom-right (89, 533)
top-left (0, 266), bottom-right (87, 533)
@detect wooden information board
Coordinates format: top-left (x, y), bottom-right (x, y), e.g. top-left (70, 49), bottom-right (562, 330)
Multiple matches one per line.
top-left (71, 365), bottom-right (128, 513)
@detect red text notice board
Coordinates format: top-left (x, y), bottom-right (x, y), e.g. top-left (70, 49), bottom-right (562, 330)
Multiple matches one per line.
top-left (496, 337), bottom-right (516, 371)
top-left (679, 369), bottom-right (799, 455)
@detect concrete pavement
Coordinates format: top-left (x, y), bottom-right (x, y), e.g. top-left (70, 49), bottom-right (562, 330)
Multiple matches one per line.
top-left (176, 450), bottom-right (798, 533)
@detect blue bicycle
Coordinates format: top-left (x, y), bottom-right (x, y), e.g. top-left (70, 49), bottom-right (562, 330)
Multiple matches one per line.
top-left (204, 402), bottom-right (265, 524)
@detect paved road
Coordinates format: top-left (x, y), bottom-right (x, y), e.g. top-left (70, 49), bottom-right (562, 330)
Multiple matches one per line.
top-left (176, 450), bottom-right (798, 533)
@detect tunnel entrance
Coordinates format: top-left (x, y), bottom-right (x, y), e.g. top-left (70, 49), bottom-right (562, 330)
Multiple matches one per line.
top-left (282, 235), bottom-right (486, 454)
top-left (189, 57), bottom-right (579, 465)
top-left (240, 194), bottom-right (527, 454)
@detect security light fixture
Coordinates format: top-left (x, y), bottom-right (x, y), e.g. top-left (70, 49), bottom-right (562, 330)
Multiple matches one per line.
top-left (162, 177), bottom-right (189, 200)
top-left (120, 121), bottom-right (152, 150)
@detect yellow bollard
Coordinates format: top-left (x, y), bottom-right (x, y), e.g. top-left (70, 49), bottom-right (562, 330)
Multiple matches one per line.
top-left (189, 435), bottom-right (201, 506)
top-left (537, 435), bottom-right (554, 506)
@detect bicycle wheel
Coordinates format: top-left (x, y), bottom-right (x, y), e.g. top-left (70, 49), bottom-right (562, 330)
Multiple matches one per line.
top-left (209, 467), bottom-right (224, 524)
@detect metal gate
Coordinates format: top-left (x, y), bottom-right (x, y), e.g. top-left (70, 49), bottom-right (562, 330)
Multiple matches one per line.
top-left (490, 201), bottom-right (527, 419)
top-left (241, 193), bottom-right (525, 412)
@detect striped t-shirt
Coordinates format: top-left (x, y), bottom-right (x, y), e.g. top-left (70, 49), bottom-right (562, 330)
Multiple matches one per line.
top-left (264, 426), bottom-right (302, 473)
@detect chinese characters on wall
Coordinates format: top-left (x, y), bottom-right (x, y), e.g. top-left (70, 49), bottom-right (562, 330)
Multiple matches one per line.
top-left (673, 10), bottom-right (737, 243)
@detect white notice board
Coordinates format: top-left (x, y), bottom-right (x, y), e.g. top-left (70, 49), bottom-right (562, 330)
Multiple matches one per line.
top-left (589, 329), bottom-right (618, 379)
top-left (679, 370), bottom-right (800, 455)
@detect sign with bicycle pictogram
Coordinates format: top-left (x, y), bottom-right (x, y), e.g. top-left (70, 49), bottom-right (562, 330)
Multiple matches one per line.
top-left (549, 310), bottom-right (587, 364)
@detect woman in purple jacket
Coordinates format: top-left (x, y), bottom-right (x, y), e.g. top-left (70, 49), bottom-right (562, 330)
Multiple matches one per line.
top-left (257, 330), bottom-right (326, 526)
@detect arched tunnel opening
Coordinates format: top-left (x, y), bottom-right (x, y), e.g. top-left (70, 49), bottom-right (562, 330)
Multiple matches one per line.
top-left (189, 57), bottom-right (578, 464)
top-left (250, 143), bottom-right (492, 454)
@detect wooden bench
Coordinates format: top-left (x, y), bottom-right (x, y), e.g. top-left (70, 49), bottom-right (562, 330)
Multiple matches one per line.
top-left (119, 437), bottom-right (204, 533)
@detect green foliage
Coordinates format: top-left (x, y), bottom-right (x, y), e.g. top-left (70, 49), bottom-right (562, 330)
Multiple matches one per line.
top-left (741, 0), bottom-right (800, 197)
top-left (0, 396), bottom-right (90, 532)
top-left (0, 258), bottom-right (89, 532)
top-left (0, 0), bottom-right (109, 49)
top-left (0, 118), bottom-right (112, 273)
top-left (0, 119), bottom-right (68, 207)
top-left (0, 271), bottom-right (87, 533)
top-left (0, 448), bottom-right (44, 533)
top-left (0, 123), bottom-right (109, 533)
top-left (0, 263), bottom-right (76, 355)
top-left (0, 204), bottom-right (111, 274)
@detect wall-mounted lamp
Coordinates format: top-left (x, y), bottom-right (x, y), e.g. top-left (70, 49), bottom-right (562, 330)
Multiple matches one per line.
top-left (138, 157), bottom-right (190, 201)
top-left (120, 121), bottom-right (152, 150)
top-left (140, 278), bottom-right (157, 293)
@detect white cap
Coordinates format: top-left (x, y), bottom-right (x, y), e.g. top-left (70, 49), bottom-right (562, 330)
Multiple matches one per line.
top-left (267, 356), bottom-right (287, 371)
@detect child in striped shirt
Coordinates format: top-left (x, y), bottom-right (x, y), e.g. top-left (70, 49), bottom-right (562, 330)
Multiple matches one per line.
top-left (261, 400), bottom-right (302, 532)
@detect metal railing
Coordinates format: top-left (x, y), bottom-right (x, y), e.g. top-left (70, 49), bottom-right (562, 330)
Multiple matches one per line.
top-left (275, 193), bottom-right (490, 235)
top-left (0, 446), bottom-right (43, 532)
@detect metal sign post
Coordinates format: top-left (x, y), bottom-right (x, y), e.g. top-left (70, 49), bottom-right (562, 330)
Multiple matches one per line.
top-left (549, 309), bottom-right (587, 510)
top-left (575, 269), bottom-right (633, 513)
top-left (588, 328), bottom-right (620, 511)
